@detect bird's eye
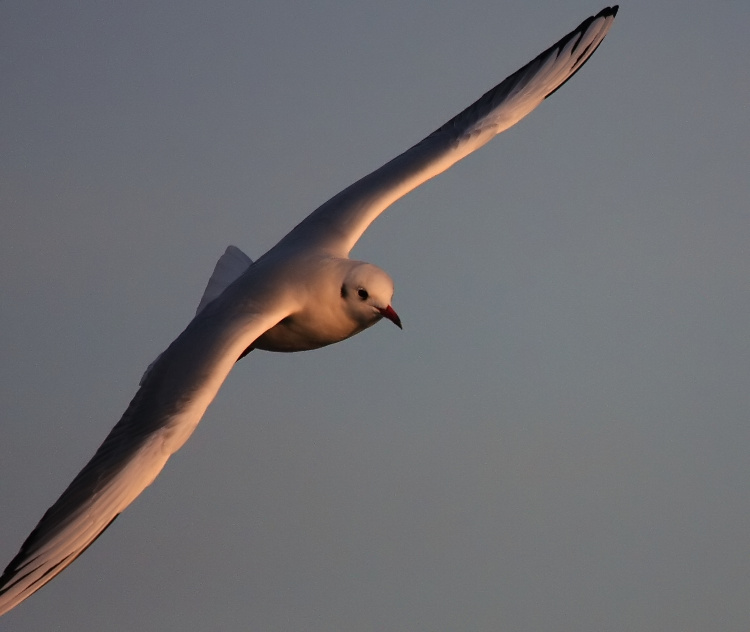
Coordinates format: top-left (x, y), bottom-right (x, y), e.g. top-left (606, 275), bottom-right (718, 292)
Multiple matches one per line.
top-left (357, 288), bottom-right (369, 300)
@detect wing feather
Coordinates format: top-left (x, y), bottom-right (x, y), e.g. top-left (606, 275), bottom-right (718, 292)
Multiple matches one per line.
top-left (279, 7), bottom-right (617, 256)
top-left (0, 295), bottom-right (289, 615)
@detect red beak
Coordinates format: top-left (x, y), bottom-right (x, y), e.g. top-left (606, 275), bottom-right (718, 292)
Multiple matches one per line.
top-left (378, 305), bottom-right (402, 329)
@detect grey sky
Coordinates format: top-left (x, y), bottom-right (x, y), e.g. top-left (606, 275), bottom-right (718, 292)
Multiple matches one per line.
top-left (1, 1), bottom-right (749, 630)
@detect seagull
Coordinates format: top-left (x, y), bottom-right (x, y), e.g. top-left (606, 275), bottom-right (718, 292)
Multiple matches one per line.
top-left (0, 6), bottom-right (618, 616)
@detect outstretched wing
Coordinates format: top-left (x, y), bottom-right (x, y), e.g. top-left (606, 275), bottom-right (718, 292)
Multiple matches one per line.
top-left (0, 289), bottom-right (290, 616)
top-left (279, 6), bottom-right (617, 256)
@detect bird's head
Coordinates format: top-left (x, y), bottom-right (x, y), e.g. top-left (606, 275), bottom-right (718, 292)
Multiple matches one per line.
top-left (340, 262), bottom-right (402, 330)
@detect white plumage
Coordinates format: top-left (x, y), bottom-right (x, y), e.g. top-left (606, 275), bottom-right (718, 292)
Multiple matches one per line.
top-left (0, 6), bottom-right (617, 616)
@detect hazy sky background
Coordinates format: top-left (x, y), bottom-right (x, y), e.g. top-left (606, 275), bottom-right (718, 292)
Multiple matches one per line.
top-left (1, 2), bottom-right (749, 630)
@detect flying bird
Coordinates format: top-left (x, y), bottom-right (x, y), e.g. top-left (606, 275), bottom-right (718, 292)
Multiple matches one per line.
top-left (0, 6), bottom-right (618, 616)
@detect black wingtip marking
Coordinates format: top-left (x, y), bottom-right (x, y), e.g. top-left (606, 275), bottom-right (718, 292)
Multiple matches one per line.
top-left (410, 6), bottom-right (618, 151)
top-left (0, 514), bottom-right (121, 604)
top-left (543, 6), bottom-right (619, 101)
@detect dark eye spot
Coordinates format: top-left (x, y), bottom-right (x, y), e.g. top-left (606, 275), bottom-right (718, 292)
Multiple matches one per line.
top-left (340, 284), bottom-right (348, 299)
top-left (357, 288), bottom-right (369, 300)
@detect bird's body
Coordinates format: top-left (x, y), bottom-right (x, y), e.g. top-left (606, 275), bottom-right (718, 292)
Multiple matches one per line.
top-left (250, 256), bottom-right (398, 352)
top-left (0, 6), bottom-right (618, 617)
